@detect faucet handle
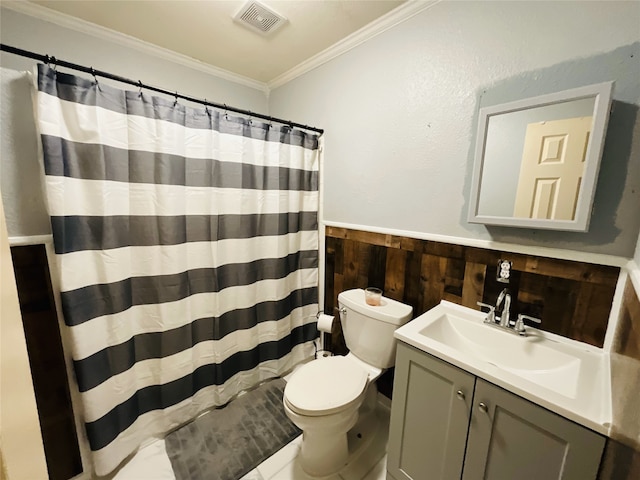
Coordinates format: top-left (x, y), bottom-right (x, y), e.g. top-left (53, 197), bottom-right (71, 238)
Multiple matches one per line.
top-left (514, 314), bottom-right (542, 335)
top-left (477, 302), bottom-right (496, 322)
top-left (517, 314), bottom-right (541, 324)
top-left (477, 302), bottom-right (495, 312)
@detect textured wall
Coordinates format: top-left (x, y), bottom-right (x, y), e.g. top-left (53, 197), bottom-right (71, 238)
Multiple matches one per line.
top-left (270, 1), bottom-right (640, 257)
top-left (0, 69), bottom-right (50, 237)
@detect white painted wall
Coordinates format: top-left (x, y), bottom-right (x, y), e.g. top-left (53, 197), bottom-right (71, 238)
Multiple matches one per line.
top-left (270, 0), bottom-right (640, 258)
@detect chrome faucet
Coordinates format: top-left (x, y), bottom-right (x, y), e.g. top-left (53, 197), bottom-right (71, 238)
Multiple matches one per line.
top-left (495, 288), bottom-right (511, 327)
top-left (476, 288), bottom-right (541, 336)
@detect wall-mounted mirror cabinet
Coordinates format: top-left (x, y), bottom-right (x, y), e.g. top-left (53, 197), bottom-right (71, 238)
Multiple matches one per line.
top-left (468, 81), bottom-right (613, 231)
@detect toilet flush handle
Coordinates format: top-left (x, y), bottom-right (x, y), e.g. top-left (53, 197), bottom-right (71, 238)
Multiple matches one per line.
top-left (334, 307), bottom-right (347, 315)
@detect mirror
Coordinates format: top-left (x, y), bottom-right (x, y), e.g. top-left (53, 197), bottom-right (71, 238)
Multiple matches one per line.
top-left (468, 81), bottom-right (613, 231)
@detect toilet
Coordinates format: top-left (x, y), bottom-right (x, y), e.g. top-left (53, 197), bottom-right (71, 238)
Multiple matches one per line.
top-left (283, 288), bottom-right (412, 477)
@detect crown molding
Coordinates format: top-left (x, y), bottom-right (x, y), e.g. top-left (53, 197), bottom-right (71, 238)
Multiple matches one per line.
top-left (2, 0), bottom-right (440, 93)
top-left (1, 0), bottom-right (269, 93)
top-left (268, 0), bottom-right (440, 90)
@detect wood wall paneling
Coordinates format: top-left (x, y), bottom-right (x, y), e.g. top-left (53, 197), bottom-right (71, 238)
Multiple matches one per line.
top-left (383, 247), bottom-right (406, 302)
top-left (461, 262), bottom-right (486, 309)
top-left (325, 227), bottom-right (619, 351)
top-left (599, 277), bottom-right (640, 480)
top-left (616, 279), bottom-right (640, 359)
top-left (10, 245), bottom-right (82, 480)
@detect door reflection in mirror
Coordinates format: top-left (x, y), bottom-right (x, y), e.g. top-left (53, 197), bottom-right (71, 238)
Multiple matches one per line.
top-left (468, 81), bottom-right (612, 232)
top-left (515, 115), bottom-right (592, 220)
top-left (478, 98), bottom-right (595, 219)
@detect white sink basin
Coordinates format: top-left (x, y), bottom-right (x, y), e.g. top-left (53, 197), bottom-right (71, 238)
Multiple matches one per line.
top-left (418, 310), bottom-right (582, 397)
top-left (394, 301), bottom-right (611, 434)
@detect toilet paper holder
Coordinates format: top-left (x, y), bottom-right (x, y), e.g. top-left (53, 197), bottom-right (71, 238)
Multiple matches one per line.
top-left (312, 311), bottom-right (337, 358)
top-left (311, 307), bottom-right (345, 319)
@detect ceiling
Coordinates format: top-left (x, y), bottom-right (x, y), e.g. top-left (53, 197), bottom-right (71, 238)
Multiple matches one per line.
top-left (26, 0), bottom-right (407, 84)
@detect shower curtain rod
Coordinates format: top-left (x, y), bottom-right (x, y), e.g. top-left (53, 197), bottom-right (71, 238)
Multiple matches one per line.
top-left (0, 43), bottom-right (324, 134)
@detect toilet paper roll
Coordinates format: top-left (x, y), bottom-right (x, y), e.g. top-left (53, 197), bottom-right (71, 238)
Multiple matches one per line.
top-left (317, 313), bottom-right (335, 333)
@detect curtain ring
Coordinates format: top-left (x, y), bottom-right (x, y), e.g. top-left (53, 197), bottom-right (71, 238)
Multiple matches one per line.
top-left (90, 67), bottom-right (101, 90)
top-left (204, 99), bottom-right (210, 116)
top-left (223, 104), bottom-right (229, 121)
top-left (50, 56), bottom-right (58, 72)
top-left (137, 80), bottom-right (143, 97)
top-left (173, 91), bottom-right (178, 106)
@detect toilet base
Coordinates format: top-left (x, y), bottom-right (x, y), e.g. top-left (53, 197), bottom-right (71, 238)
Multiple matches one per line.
top-left (296, 385), bottom-right (382, 478)
top-left (299, 424), bottom-right (351, 477)
top-left (346, 385), bottom-right (381, 460)
top-left (283, 396), bottom-right (361, 478)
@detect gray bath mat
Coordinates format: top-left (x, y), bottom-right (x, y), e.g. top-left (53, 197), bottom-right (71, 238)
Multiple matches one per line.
top-left (165, 378), bottom-right (300, 480)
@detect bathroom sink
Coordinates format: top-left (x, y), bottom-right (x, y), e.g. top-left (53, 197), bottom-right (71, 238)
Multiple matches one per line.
top-left (394, 301), bottom-right (611, 434)
top-left (417, 310), bottom-right (581, 398)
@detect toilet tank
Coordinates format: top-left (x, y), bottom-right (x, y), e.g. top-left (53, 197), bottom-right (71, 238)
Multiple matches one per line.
top-left (337, 289), bottom-right (412, 369)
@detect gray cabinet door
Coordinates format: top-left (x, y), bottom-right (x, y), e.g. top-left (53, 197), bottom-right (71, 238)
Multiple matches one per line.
top-left (462, 379), bottom-right (605, 480)
top-left (387, 343), bottom-right (475, 480)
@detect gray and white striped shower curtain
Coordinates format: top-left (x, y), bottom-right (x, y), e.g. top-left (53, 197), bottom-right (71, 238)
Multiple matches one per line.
top-left (34, 64), bottom-right (320, 475)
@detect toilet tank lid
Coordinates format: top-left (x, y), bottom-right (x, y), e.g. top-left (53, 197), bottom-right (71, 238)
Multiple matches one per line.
top-left (338, 289), bottom-right (413, 325)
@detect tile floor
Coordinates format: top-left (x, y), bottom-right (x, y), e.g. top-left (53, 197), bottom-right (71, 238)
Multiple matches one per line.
top-left (114, 397), bottom-right (391, 480)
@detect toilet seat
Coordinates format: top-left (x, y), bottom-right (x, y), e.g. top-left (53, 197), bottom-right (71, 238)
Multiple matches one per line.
top-left (284, 356), bottom-right (368, 417)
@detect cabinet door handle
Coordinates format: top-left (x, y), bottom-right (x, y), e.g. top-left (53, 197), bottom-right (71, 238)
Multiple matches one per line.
top-left (456, 390), bottom-right (465, 400)
top-left (478, 402), bottom-right (488, 413)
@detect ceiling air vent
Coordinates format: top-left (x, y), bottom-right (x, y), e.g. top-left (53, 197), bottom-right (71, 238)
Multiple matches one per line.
top-left (234, 1), bottom-right (287, 36)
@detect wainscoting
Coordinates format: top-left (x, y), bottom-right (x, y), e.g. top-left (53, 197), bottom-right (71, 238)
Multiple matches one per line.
top-left (615, 278), bottom-right (640, 359)
top-left (10, 244), bottom-right (82, 480)
top-left (324, 227), bottom-right (619, 352)
top-left (599, 276), bottom-right (640, 480)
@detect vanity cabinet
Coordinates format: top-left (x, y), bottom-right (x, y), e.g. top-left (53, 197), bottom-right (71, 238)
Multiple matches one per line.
top-left (387, 342), bottom-right (605, 480)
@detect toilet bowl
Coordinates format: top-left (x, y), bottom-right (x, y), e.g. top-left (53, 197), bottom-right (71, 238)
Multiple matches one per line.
top-left (283, 355), bottom-right (373, 477)
top-left (283, 289), bottom-right (413, 477)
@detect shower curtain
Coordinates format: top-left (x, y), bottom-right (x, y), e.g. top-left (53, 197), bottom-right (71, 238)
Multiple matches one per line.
top-left (34, 64), bottom-right (320, 476)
